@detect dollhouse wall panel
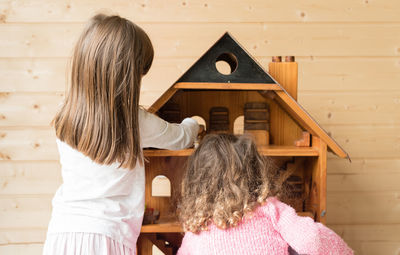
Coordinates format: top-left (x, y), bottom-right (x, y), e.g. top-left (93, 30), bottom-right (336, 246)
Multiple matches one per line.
top-left (160, 90), bottom-right (304, 146)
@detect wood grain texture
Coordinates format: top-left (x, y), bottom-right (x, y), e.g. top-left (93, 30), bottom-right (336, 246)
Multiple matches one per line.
top-left (2, 58), bottom-right (400, 93)
top-left (174, 82), bottom-right (280, 90)
top-left (268, 62), bottom-right (298, 99)
top-left (0, 92), bottom-right (63, 127)
top-left (268, 61), bottom-right (303, 146)
top-left (325, 125), bottom-right (400, 159)
top-left (275, 90), bottom-right (348, 158)
top-left (327, 172), bottom-right (400, 192)
top-left (0, 228), bottom-right (47, 245)
top-left (1, 0), bottom-right (399, 254)
top-left (1, 91), bottom-right (399, 126)
top-left (327, 192), bottom-right (400, 225)
top-left (2, 192), bottom-right (400, 229)
top-left (0, 128), bottom-right (58, 161)
top-left (327, 158), bottom-right (400, 174)
top-left (0, 244), bottom-right (43, 255)
top-left (0, 161), bottom-right (61, 195)
top-left (1, 125), bottom-right (398, 161)
top-left (1, 0), bottom-right (400, 23)
top-left (329, 224), bottom-right (400, 242)
top-left (345, 241), bottom-right (400, 255)
top-left (299, 91), bottom-right (400, 125)
top-left (2, 23), bottom-right (400, 58)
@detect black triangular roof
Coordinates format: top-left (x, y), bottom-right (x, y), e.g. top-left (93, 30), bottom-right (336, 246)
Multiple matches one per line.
top-left (176, 32), bottom-right (276, 84)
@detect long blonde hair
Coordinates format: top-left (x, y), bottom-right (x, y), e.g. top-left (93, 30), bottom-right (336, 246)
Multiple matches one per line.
top-left (54, 14), bottom-right (154, 169)
top-left (179, 134), bottom-right (282, 233)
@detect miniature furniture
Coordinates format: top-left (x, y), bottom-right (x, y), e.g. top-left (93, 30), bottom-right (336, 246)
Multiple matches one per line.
top-left (137, 33), bottom-right (349, 254)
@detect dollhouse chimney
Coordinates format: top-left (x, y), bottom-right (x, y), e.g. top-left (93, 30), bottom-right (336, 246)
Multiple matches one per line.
top-left (272, 56), bottom-right (282, 62)
top-left (269, 56), bottom-right (298, 100)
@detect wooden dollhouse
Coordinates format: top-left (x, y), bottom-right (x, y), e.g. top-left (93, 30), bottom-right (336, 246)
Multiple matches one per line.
top-left (137, 33), bottom-right (349, 254)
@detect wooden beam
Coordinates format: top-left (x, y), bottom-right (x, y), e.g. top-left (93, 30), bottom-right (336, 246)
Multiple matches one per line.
top-left (147, 87), bottom-right (178, 114)
top-left (311, 137), bottom-right (327, 224)
top-left (143, 146), bottom-right (319, 157)
top-left (173, 82), bottom-right (282, 90)
top-left (141, 222), bottom-right (182, 233)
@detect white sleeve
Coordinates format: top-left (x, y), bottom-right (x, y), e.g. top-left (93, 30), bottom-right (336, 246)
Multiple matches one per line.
top-left (139, 108), bottom-right (199, 150)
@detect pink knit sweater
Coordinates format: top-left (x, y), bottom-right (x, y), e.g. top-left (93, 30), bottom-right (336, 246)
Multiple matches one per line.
top-left (178, 197), bottom-right (353, 255)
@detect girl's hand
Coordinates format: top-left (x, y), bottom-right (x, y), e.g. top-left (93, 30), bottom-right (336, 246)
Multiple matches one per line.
top-left (194, 125), bottom-right (206, 148)
top-left (198, 125), bottom-right (205, 135)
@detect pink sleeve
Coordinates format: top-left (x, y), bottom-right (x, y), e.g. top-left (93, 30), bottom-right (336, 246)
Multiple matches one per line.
top-left (265, 197), bottom-right (353, 255)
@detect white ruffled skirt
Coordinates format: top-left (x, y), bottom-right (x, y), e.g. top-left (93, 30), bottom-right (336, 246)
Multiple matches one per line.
top-left (43, 232), bottom-right (135, 255)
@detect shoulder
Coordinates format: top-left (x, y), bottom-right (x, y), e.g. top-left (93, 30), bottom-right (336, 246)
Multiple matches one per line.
top-left (258, 197), bottom-right (289, 215)
top-left (138, 107), bottom-right (151, 121)
top-left (257, 197), bottom-right (298, 225)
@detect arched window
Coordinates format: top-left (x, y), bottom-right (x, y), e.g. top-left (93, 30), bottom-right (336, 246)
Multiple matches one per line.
top-left (151, 175), bottom-right (171, 197)
top-left (233, 115), bottom-right (244, 135)
top-left (152, 244), bottom-right (166, 255)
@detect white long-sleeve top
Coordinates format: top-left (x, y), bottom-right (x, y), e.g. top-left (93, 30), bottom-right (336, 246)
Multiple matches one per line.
top-left (47, 108), bottom-right (199, 249)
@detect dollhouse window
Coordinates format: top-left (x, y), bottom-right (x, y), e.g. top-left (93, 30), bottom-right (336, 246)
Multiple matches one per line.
top-left (151, 175), bottom-right (171, 197)
top-left (233, 115), bottom-right (244, 135)
top-left (215, 52), bottom-right (238, 75)
top-left (152, 244), bottom-right (165, 255)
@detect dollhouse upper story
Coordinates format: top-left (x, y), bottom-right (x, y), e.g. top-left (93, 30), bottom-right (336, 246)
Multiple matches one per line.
top-left (146, 32), bottom-right (348, 160)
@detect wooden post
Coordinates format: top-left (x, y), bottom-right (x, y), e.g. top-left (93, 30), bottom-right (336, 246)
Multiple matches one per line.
top-left (310, 136), bottom-right (327, 224)
top-left (268, 56), bottom-right (302, 145)
top-left (269, 56), bottom-right (298, 100)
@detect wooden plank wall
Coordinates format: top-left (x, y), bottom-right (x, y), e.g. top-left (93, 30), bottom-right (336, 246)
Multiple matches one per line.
top-left (1, 1), bottom-right (399, 254)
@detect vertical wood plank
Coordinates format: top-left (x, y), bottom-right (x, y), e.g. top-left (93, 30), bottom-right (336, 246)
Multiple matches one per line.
top-left (310, 136), bottom-right (327, 224)
top-left (268, 60), bottom-right (303, 145)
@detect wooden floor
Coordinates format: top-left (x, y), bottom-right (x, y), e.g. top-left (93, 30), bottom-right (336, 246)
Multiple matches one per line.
top-left (1, 1), bottom-right (400, 254)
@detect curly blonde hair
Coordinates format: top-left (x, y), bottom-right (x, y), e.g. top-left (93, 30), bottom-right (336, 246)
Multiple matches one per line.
top-left (179, 134), bottom-right (282, 233)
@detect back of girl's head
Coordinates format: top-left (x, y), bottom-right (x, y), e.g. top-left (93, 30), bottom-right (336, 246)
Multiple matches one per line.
top-left (54, 14), bottom-right (154, 169)
top-left (179, 134), bottom-right (279, 233)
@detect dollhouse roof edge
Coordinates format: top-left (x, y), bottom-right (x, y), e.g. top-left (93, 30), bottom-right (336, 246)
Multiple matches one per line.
top-left (147, 33), bottom-right (349, 159)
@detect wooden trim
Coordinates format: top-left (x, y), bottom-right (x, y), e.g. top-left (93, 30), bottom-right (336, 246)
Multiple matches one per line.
top-left (140, 211), bottom-right (315, 233)
top-left (147, 82), bottom-right (281, 114)
top-left (173, 82), bottom-right (282, 90)
top-left (144, 149), bottom-right (193, 157)
top-left (273, 91), bottom-right (349, 159)
top-left (141, 221), bottom-right (182, 233)
top-left (147, 87), bottom-right (178, 114)
top-left (311, 137), bottom-right (327, 224)
top-left (257, 145), bottom-right (319, 156)
top-left (144, 145), bottom-right (319, 157)
top-left (298, 211), bottom-right (314, 219)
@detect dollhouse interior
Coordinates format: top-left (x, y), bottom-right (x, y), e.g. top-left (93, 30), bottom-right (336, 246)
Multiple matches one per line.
top-left (137, 33), bottom-right (349, 254)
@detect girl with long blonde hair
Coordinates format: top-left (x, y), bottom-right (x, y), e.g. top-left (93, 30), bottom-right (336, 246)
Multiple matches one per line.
top-left (43, 14), bottom-right (199, 255)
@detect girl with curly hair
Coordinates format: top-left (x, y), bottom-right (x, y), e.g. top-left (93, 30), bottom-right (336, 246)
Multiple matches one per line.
top-left (178, 134), bottom-right (352, 255)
